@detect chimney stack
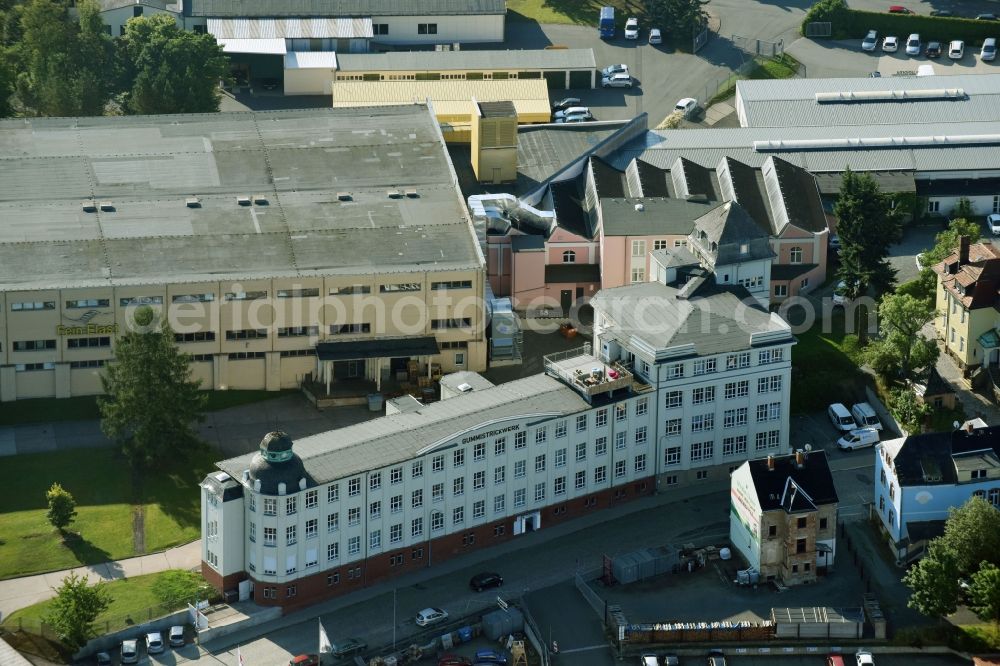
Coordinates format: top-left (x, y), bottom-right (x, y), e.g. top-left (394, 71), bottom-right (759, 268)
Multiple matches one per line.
top-left (959, 235), bottom-right (971, 265)
top-left (966, 422), bottom-right (975, 434)
top-left (767, 455), bottom-right (775, 471)
top-left (795, 450), bottom-right (805, 468)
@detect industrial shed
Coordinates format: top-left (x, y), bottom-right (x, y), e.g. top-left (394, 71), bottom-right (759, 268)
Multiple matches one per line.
top-left (335, 48), bottom-right (598, 89)
top-left (331, 79), bottom-right (551, 142)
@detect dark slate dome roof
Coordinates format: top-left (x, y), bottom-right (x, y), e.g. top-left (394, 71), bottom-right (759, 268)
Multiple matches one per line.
top-left (247, 431), bottom-right (312, 495)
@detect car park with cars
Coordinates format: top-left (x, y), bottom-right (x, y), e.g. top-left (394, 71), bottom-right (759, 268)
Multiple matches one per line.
top-left (169, 625), bottom-right (185, 647)
top-left (439, 655), bottom-right (472, 666)
top-left (146, 632), bottom-right (164, 655)
top-left (553, 106), bottom-right (590, 120)
top-left (332, 638), bottom-right (368, 658)
top-left (930, 9), bottom-right (953, 16)
top-left (888, 5), bottom-right (913, 13)
top-left (601, 63), bottom-right (629, 77)
top-left (882, 35), bottom-right (898, 52)
top-left (290, 655), bottom-right (321, 666)
top-left (475, 649), bottom-right (508, 665)
top-left (856, 650), bottom-right (876, 666)
top-left (906, 33), bottom-right (921, 55)
top-left (648, 28), bottom-right (662, 44)
top-left (949, 40), bottom-right (964, 59)
top-left (851, 402), bottom-right (883, 430)
top-left (675, 98), bottom-right (698, 118)
top-left (925, 41), bottom-right (942, 57)
top-left (96, 652), bottom-right (112, 666)
top-left (551, 97), bottom-right (581, 111)
top-left (862, 30), bottom-right (878, 51)
top-left (977, 13), bottom-right (998, 21)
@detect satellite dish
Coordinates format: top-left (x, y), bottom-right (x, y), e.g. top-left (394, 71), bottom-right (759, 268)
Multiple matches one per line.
top-left (804, 444), bottom-right (812, 452)
top-left (953, 421), bottom-right (962, 430)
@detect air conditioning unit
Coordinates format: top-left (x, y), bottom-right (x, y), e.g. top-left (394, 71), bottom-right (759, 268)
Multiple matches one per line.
top-left (237, 196), bottom-right (252, 206)
top-left (387, 189), bottom-right (402, 199)
top-left (99, 201), bottom-right (115, 212)
top-left (82, 201), bottom-right (97, 212)
top-left (337, 192), bottom-right (352, 201)
top-left (405, 189), bottom-right (418, 198)
top-left (253, 194), bottom-right (269, 205)
top-left (186, 197), bottom-right (201, 208)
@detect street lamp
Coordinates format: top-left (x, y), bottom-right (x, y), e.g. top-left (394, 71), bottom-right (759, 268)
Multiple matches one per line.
top-left (427, 509), bottom-right (444, 569)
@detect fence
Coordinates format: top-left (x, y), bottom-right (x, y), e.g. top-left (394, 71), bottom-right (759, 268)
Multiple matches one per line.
top-left (702, 58), bottom-right (758, 107)
top-left (573, 570), bottom-right (606, 625)
top-left (519, 602), bottom-right (549, 666)
top-left (732, 34), bottom-right (784, 58)
top-left (4, 600), bottom-right (181, 640)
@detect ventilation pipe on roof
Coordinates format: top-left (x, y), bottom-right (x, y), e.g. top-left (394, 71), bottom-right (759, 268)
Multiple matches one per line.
top-left (960, 236), bottom-right (970, 266)
top-left (767, 455), bottom-right (775, 471)
top-left (795, 450), bottom-right (805, 469)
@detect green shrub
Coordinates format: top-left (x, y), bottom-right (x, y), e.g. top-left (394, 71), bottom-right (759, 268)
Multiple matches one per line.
top-left (803, 0), bottom-right (1000, 43)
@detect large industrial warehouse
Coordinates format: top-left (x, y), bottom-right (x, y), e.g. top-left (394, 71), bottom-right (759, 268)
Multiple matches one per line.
top-left (0, 105), bottom-right (487, 402)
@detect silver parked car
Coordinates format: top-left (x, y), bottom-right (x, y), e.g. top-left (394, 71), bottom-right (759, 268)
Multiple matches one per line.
top-left (601, 73), bottom-right (633, 88)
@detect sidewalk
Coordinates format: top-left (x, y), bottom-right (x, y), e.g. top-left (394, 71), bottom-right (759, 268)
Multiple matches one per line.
top-left (0, 541), bottom-right (201, 621)
top-left (922, 321), bottom-right (1000, 425)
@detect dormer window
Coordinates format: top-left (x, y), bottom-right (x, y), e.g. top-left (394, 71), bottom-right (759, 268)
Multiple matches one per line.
top-left (710, 242), bottom-right (718, 252)
top-left (700, 230), bottom-right (707, 240)
top-left (740, 243), bottom-right (749, 255)
top-left (972, 469), bottom-right (987, 479)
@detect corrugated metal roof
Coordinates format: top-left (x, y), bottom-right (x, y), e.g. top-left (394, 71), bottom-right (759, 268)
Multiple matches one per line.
top-left (217, 374), bottom-right (590, 484)
top-left (285, 51), bottom-right (338, 69)
top-left (608, 120), bottom-right (1000, 175)
top-left (737, 73), bottom-right (1000, 128)
top-left (337, 49), bottom-right (597, 73)
top-left (188, 0), bottom-right (506, 18)
top-left (331, 79), bottom-right (551, 118)
top-left (217, 37), bottom-right (287, 54)
top-left (208, 17), bottom-right (372, 39)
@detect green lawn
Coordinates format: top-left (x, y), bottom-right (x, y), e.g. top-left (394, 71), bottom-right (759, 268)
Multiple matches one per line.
top-left (707, 54), bottom-right (801, 106)
top-left (2, 571), bottom-right (196, 636)
top-left (507, 0), bottom-right (645, 26)
top-left (0, 448), bottom-right (215, 580)
top-left (0, 389), bottom-right (292, 426)
top-left (790, 309), bottom-right (868, 415)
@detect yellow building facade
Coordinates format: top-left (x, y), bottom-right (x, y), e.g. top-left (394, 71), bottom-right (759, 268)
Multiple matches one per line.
top-left (0, 105), bottom-right (486, 402)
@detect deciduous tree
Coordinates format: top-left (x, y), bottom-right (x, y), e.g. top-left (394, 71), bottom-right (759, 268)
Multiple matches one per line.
top-left (904, 540), bottom-right (961, 619)
top-left (889, 387), bottom-right (930, 434)
top-left (939, 496), bottom-right (1000, 576)
top-left (119, 14), bottom-right (229, 114)
top-left (969, 562), bottom-right (1000, 632)
top-left (645, 0), bottom-right (708, 46)
top-left (98, 306), bottom-right (207, 470)
top-left (862, 293), bottom-right (938, 380)
top-left (46, 482), bottom-right (77, 532)
top-left (44, 573), bottom-right (110, 650)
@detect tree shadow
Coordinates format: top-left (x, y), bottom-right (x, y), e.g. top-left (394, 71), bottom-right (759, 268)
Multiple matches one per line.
top-left (140, 447), bottom-right (218, 532)
top-left (61, 532), bottom-right (120, 576)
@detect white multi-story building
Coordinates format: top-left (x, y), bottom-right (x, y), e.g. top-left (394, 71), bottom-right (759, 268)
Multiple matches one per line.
top-left (201, 258), bottom-right (794, 612)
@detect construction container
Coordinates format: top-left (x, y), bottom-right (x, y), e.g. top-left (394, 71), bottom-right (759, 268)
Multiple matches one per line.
top-left (482, 607), bottom-right (524, 640)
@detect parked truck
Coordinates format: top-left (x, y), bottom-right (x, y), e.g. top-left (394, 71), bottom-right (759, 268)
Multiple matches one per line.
top-left (599, 6), bottom-right (615, 39)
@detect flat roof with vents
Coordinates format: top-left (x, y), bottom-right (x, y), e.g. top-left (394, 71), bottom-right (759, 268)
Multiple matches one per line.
top-left (0, 105), bottom-right (481, 290)
top-left (736, 73), bottom-right (1000, 128)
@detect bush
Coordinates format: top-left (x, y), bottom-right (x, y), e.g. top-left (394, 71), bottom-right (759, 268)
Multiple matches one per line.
top-left (151, 570), bottom-right (211, 607)
top-left (803, 0), bottom-right (1000, 43)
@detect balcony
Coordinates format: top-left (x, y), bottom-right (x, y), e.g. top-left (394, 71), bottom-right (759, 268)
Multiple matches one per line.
top-left (544, 344), bottom-right (634, 400)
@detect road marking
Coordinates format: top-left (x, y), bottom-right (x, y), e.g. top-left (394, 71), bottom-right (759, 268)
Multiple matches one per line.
top-left (249, 207), bottom-right (262, 234)
top-left (559, 644), bottom-right (612, 655)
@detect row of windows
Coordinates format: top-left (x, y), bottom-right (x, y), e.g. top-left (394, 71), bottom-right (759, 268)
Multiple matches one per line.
top-left (13, 336), bottom-right (115, 351)
top-left (663, 376), bottom-right (782, 409)
top-left (663, 349), bottom-right (785, 379)
top-left (663, 431), bottom-right (780, 465)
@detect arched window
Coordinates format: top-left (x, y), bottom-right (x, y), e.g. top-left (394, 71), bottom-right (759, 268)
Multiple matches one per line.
top-left (989, 488), bottom-right (1000, 507)
top-left (790, 246), bottom-right (803, 264)
top-left (562, 250), bottom-right (576, 263)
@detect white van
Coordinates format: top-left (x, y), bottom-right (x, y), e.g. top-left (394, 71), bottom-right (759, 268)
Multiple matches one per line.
top-left (983, 38), bottom-right (997, 61)
top-left (851, 402), bottom-right (883, 430)
top-left (838, 427), bottom-right (880, 450)
top-left (828, 403), bottom-right (857, 431)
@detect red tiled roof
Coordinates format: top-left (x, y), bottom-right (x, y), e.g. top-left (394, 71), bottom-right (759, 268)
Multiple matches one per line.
top-left (935, 242), bottom-right (1000, 310)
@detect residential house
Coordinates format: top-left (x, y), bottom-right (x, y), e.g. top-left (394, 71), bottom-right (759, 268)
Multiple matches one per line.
top-left (730, 449), bottom-right (839, 585)
top-left (933, 238), bottom-right (1000, 371)
top-left (874, 419), bottom-right (1000, 565)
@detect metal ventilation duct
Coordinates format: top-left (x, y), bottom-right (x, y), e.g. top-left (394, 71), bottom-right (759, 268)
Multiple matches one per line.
top-left (814, 88), bottom-right (966, 103)
top-left (753, 133), bottom-right (1000, 152)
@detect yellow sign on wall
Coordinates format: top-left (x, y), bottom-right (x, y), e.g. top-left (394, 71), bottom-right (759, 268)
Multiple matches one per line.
top-left (56, 323), bottom-right (119, 336)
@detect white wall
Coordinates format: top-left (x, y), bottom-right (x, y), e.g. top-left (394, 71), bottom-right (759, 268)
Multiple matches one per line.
top-left (100, 5), bottom-right (182, 37)
top-left (927, 194), bottom-right (1000, 217)
top-left (284, 68), bottom-right (334, 95)
top-left (377, 14), bottom-right (504, 45)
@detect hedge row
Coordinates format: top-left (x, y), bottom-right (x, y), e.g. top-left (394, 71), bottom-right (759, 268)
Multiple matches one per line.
top-left (803, 0), bottom-right (1000, 44)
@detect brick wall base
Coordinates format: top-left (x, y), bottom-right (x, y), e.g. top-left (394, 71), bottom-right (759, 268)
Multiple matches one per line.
top-left (204, 476), bottom-right (655, 614)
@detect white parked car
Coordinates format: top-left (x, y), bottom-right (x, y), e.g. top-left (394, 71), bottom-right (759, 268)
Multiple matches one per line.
top-left (906, 33), bottom-right (921, 55)
top-left (121, 640), bottom-right (139, 665)
top-left (169, 625), bottom-right (185, 647)
top-left (862, 30), bottom-right (878, 51)
top-left (556, 114), bottom-right (591, 124)
top-left (828, 403), bottom-right (858, 432)
top-left (850, 402), bottom-right (883, 430)
top-left (625, 17), bottom-right (639, 39)
top-left (601, 63), bottom-right (629, 77)
top-left (882, 35), bottom-right (898, 52)
top-left (146, 631), bottom-right (164, 654)
top-left (648, 28), bottom-right (662, 45)
top-left (856, 650), bottom-right (875, 666)
top-left (838, 428), bottom-right (880, 450)
top-left (988, 213), bottom-right (1000, 235)
top-left (833, 280), bottom-right (848, 306)
top-left (675, 98), bottom-right (698, 118)
top-left (553, 106), bottom-right (590, 120)
top-left (602, 73), bottom-right (633, 88)
top-left (982, 37), bottom-right (997, 61)
top-left (415, 607), bottom-right (449, 626)
top-left (949, 40), bottom-right (965, 59)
